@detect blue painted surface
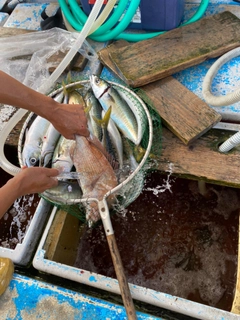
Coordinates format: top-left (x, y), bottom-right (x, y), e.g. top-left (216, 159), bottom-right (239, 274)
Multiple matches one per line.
top-left (0, 273), bottom-right (161, 320)
top-left (0, 12), bottom-right (8, 25)
top-left (1, 1), bottom-right (240, 319)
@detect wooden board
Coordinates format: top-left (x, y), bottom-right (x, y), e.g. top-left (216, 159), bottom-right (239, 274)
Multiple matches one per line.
top-left (98, 39), bottom-right (129, 81)
top-left (141, 78), bottom-right (222, 144)
top-left (98, 41), bottom-right (221, 144)
top-left (109, 11), bottom-right (240, 88)
top-left (156, 126), bottom-right (240, 188)
top-left (0, 27), bottom-right (87, 72)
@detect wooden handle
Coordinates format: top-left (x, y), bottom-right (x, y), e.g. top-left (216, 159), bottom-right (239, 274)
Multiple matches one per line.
top-left (107, 234), bottom-right (137, 320)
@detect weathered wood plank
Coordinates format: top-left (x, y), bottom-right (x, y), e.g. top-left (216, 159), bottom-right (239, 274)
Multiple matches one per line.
top-left (157, 127), bottom-right (240, 188)
top-left (98, 39), bottom-right (129, 81)
top-left (109, 11), bottom-right (240, 87)
top-left (142, 78), bottom-right (222, 144)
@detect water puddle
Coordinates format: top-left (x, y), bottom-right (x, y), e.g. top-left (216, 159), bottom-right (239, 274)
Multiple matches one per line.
top-left (74, 170), bottom-right (239, 311)
top-left (0, 146), bottom-right (40, 249)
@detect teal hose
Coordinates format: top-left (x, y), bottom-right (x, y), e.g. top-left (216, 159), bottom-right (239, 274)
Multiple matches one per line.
top-left (67, 0), bottom-right (130, 37)
top-left (59, 0), bottom-right (209, 42)
top-left (91, 0), bottom-right (141, 41)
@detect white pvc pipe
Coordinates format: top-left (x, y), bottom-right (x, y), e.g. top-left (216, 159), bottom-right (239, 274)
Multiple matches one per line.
top-left (202, 47), bottom-right (240, 153)
top-left (202, 47), bottom-right (240, 107)
top-left (219, 131), bottom-right (240, 153)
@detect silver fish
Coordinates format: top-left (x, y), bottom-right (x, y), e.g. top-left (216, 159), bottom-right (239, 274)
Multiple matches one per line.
top-left (52, 135), bottom-right (75, 174)
top-left (22, 116), bottom-right (50, 167)
top-left (90, 75), bottom-right (138, 144)
top-left (117, 138), bottom-right (145, 208)
top-left (101, 109), bottom-right (124, 168)
top-left (40, 124), bottom-right (61, 167)
top-left (84, 88), bottom-right (103, 141)
top-left (41, 180), bottom-right (82, 205)
top-left (116, 87), bottom-right (147, 145)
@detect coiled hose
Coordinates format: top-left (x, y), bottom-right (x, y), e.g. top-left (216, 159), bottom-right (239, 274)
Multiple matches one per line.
top-left (202, 47), bottom-right (240, 152)
top-left (60, 0), bottom-right (209, 42)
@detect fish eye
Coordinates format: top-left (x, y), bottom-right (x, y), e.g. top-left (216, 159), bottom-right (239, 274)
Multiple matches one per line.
top-left (30, 157), bottom-right (37, 165)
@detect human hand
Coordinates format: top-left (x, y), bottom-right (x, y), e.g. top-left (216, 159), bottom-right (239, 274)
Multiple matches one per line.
top-left (13, 166), bottom-right (59, 197)
top-left (48, 103), bottom-right (89, 140)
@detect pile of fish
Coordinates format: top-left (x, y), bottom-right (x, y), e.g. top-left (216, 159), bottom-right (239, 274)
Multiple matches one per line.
top-left (21, 75), bottom-right (148, 224)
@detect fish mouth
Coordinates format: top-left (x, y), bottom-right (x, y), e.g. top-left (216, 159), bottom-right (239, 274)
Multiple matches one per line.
top-left (89, 75), bottom-right (110, 99)
top-left (98, 85), bottom-right (110, 99)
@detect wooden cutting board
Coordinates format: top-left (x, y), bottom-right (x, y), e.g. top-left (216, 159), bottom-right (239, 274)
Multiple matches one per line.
top-left (98, 41), bottom-right (221, 145)
top-left (109, 11), bottom-right (240, 88)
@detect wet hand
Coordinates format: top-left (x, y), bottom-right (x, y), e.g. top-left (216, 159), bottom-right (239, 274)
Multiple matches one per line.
top-left (50, 103), bottom-right (89, 140)
top-left (16, 167), bottom-right (59, 196)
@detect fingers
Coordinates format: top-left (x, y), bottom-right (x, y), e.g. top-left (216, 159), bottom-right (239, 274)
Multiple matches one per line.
top-left (46, 168), bottom-right (59, 177)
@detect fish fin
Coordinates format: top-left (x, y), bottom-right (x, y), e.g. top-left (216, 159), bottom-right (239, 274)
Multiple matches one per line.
top-left (84, 104), bottom-right (92, 115)
top-left (92, 106), bottom-right (112, 129)
top-left (66, 71), bottom-right (72, 84)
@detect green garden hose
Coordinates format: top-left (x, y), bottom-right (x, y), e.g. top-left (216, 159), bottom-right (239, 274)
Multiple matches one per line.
top-left (59, 0), bottom-right (209, 42)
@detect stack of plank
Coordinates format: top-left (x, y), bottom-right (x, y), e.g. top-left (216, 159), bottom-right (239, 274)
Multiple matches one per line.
top-left (98, 11), bottom-right (240, 188)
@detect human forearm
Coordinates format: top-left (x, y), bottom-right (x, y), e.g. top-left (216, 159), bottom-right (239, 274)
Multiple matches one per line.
top-left (0, 71), bottom-right (58, 120)
top-left (0, 179), bottom-right (20, 219)
top-left (0, 71), bottom-right (89, 139)
top-left (0, 167), bottom-right (59, 220)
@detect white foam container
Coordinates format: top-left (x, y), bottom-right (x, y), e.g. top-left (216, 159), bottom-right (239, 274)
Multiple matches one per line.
top-left (0, 198), bottom-right (51, 266)
top-left (33, 206), bottom-right (240, 320)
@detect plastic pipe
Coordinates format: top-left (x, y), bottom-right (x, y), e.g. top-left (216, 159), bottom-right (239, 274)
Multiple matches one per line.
top-left (0, 0), bottom-right (105, 176)
top-left (61, 0), bottom-right (140, 41)
top-left (39, 0), bottom-right (105, 94)
top-left (89, 0), bottom-right (117, 34)
top-left (60, 0), bottom-right (209, 42)
top-left (219, 131), bottom-right (240, 153)
top-left (202, 47), bottom-right (240, 107)
top-left (202, 47), bottom-right (240, 153)
top-left (61, 0), bottom-right (129, 36)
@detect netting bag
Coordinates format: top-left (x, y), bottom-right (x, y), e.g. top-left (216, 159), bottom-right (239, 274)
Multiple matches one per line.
top-left (18, 78), bottom-right (162, 225)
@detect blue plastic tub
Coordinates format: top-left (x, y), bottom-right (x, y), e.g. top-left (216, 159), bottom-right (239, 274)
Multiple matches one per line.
top-left (80, 0), bottom-right (185, 31)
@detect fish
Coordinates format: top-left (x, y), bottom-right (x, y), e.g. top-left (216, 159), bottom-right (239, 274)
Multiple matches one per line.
top-left (117, 138), bottom-right (145, 208)
top-left (90, 75), bottom-right (138, 144)
top-left (100, 109), bottom-right (124, 168)
top-left (51, 135), bottom-right (75, 174)
top-left (22, 116), bottom-right (50, 167)
top-left (40, 124), bottom-right (61, 167)
top-left (72, 134), bottom-right (118, 223)
top-left (68, 90), bottom-right (118, 223)
top-left (41, 180), bottom-right (82, 205)
top-left (52, 90), bottom-right (64, 103)
top-left (116, 87), bottom-right (147, 145)
top-left (84, 88), bottom-right (103, 141)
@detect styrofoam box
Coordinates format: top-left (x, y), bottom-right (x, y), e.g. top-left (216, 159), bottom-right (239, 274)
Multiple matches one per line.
top-left (0, 199), bottom-right (51, 266)
top-left (33, 206), bottom-right (240, 320)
